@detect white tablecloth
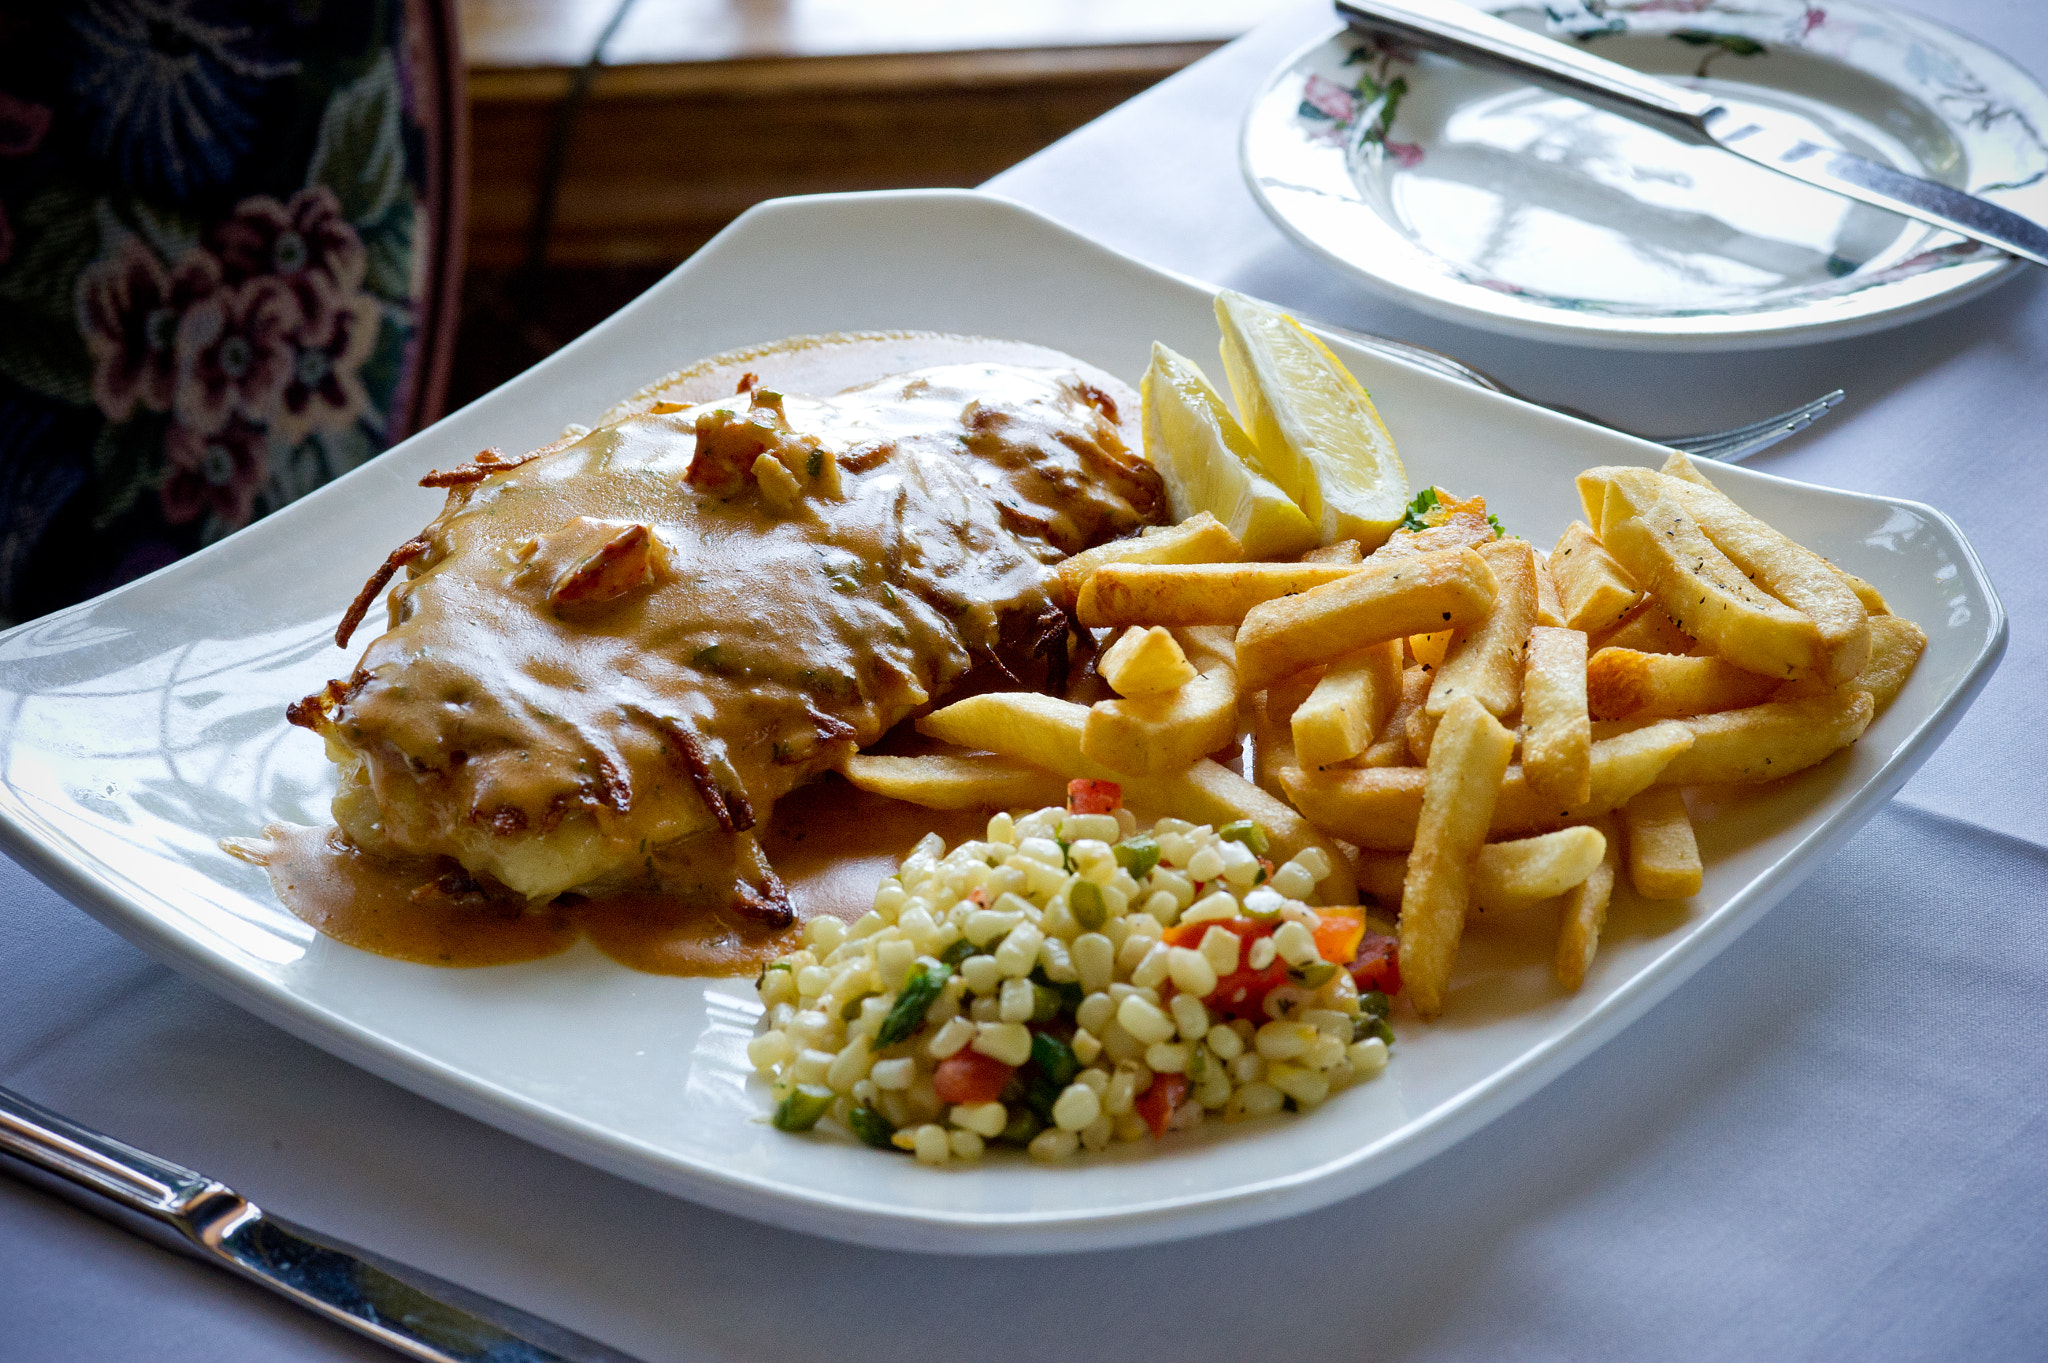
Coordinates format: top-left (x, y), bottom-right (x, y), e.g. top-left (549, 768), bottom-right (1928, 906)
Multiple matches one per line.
top-left (6, 3), bottom-right (2045, 1357)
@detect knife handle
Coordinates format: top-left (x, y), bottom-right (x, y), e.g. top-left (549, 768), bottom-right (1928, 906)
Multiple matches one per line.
top-left (1335, 0), bottom-right (1719, 144)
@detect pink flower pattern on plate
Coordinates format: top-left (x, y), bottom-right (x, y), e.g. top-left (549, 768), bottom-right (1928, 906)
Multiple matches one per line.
top-left (77, 236), bottom-right (223, 423)
top-left (0, 91), bottom-right (53, 268)
top-left (172, 274), bottom-right (300, 436)
top-left (159, 415), bottom-right (269, 529)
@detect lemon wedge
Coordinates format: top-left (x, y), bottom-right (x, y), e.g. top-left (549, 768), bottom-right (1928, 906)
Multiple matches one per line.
top-left (1214, 291), bottom-right (1410, 550)
top-left (1140, 342), bottom-right (1316, 560)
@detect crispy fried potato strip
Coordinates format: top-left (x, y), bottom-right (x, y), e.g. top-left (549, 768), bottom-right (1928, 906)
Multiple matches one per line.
top-left (1399, 696), bottom-right (1515, 1018)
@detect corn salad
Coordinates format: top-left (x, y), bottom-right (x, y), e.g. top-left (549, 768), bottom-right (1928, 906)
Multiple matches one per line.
top-left (750, 782), bottom-right (1399, 1164)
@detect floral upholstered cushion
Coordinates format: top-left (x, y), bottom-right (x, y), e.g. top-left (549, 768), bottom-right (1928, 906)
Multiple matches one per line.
top-left (0, 0), bottom-right (463, 621)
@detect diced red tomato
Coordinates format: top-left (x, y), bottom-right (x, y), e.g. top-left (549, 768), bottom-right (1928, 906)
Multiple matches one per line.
top-left (1066, 778), bottom-right (1123, 814)
top-left (1133, 1072), bottom-right (1191, 1139)
top-left (932, 1049), bottom-right (1015, 1105)
top-left (1349, 931), bottom-right (1401, 996)
top-left (1312, 907), bottom-right (1366, 965)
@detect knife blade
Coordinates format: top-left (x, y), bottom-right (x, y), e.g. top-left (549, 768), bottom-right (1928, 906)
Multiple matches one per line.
top-left (1333, 0), bottom-right (2048, 268)
top-left (0, 1084), bottom-right (646, 1363)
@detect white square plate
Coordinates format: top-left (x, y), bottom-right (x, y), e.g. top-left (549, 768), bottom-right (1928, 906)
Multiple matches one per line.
top-left (0, 190), bottom-right (2004, 1253)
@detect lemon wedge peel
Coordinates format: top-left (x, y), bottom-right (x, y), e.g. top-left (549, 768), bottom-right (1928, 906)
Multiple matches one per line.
top-left (1213, 291), bottom-right (1411, 551)
top-left (1140, 342), bottom-right (1317, 561)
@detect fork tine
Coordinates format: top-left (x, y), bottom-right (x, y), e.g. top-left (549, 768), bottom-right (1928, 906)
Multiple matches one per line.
top-left (1663, 390), bottom-right (1845, 464)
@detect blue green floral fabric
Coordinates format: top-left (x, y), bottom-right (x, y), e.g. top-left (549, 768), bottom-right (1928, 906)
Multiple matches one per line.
top-left (0, 1), bottom-right (453, 620)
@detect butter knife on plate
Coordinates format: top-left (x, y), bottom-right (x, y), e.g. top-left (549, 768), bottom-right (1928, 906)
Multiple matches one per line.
top-left (1333, 0), bottom-right (2048, 268)
top-left (0, 1084), bottom-right (645, 1363)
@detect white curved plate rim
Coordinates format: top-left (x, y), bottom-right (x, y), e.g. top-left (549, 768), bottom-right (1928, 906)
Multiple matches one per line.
top-left (0, 189), bottom-right (2007, 1253)
top-left (1241, 3), bottom-right (2046, 351)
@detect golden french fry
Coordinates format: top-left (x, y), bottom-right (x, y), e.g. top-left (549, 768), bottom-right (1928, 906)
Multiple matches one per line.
top-left (839, 754), bottom-right (1070, 811)
top-left (1355, 847), bottom-right (1408, 907)
top-left (1236, 546), bottom-right (1498, 693)
top-left (1549, 521), bottom-right (1643, 634)
top-left (1056, 511), bottom-right (1243, 605)
top-left (1292, 640), bottom-right (1402, 768)
top-left (1533, 549), bottom-right (1566, 628)
top-left (1171, 624), bottom-right (1238, 672)
top-left (1399, 696), bottom-right (1516, 1018)
top-left (1471, 825), bottom-right (1608, 914)
top-left (1405, 704), bottom-right (1436, 765)
top-left (1522, 625), bottom-right (1592, 805)
top-left (1589, 598), bottom-right (1697, 656)
top-left (1555, 815), bottom-right (1619, 991)
top-left (1083, 664), bottom-right (1238, 775)
top-left (1622, 787), bottom-right (1702, 899)
top-left (1427, 537), bottom-right (1538, 721)
top-left (1643, 689), bottom-right (1875, 785)
top-left (1249, 681), bottom-right (1307, 803)
top-left (1281, 719), bottom-right (1692, 849)
top-left (1658, 451), bottom-right (1891, 619)
top-left (1583, 470), bottom-right (1821, 679)
top-left (1099, 625), bottom-right (1197, 697)
top-left (1778, 610), bottom-right (1924, 711)
top-left (1077, 561), bottom-right (1357, 628)
top-left (1301, 539), bottom-right (1363, 564)
top-left (919, 691), bottom-right (1354, 900)
top-left (1648, 454), bottom-right (1869, 684)
top-left (1408, 628), bottom-right (1453, 669)
top-left (1586, 647), bottom-right (1779, 721)
top-left (1848, 614), bottom-right (1924, 711)
top-left (1357, 665), bottom-right (1428, 767)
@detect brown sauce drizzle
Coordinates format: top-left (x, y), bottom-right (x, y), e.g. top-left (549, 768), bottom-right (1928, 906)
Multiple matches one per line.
top-left (246, 774), bottom-right (992, 975)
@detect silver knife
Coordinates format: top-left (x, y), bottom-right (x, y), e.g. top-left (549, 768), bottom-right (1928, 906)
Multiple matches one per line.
top-left (0, 1084), bottom-right (646, 1363)
top-left (1333, 0), bottom-right (2048, 268)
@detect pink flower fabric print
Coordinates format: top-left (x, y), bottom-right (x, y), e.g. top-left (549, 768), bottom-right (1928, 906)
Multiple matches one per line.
top-left (0, 91), bottom-right (53, 268)
top-left (78, 236), bottom-right (223, 424)
top-left (274, 274), bottom-right (381, 444)
top-left (159, 415), bottom-right (268, 529)
top-left (208, 186), bottom-right (367, 330)
top-left (172, 274), bottom-right (300, 436)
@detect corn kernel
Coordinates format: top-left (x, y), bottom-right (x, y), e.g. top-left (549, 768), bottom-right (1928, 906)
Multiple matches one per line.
top-left (1145, 1041), bottom-right (1189, 1074)
top-left (1072, 933), bottom-right (1115, 993)
top-left (972, 1021), bottom-right (1034, 1066)
top-left (1072, 1028), bottom-right (1103, 1064)
top-left (1116, 994), bottom-right (1177, 1046)
top-left (927, 1016), bottom-right (975, 1059)
top-left (1186, 844), bottom-right (1225, 882)
top-left (870, 1056), bottom-right (916, 1090)
top-left (1348, 1036), bottom-right (1390, 1078)
top-left (1052, 1082), bottom-right (1102, 1132)
top-left (913, 1123), bottom-right (951, 1164)
top-left (1268, 1062), bottom-right (1330, 1108)
top-left (1169, 991), bottom-right (1210, 1041)
top-left (1029, 1128), bottom-right (1079, 1161)
top-left (746, 1031), bottom-right (792, 1074)
top-left (951, 1101), bottom-right (1008, 1138)
top-left (1080, 1114), bottom-right (1115, 1151)
top-left (1114, 1112), bottom-right (1150, 1143)
top-left (994, 923), bottom-right (1044, 978)
top-left (1076, 991), bottom-right (1116, 1034)
top-left (1248, 936), bottom-right (1278, 971)
top-left (1270, 861), bottom-right (1316, 900)
top-left (1235, 1082), bottom-right (1285, 1119)
top-left (1273, 920), bottom-right (1319, 968)
top-left (1205, 1025), bottom-right (1243, 1062)
top-left (986, 811), bottom-right (1015, 845)
top-left (792, 1048), bottom-right (835, 1085)
top-left (998, 976), bottom-right (1035, 1024)
top-left (1131, 942), bottom-right (1172, 990)
top-left (806, 916), bottom-right (849, 952)
top-left (1166, 947), bottom-right (1218, 997)
top-left (826, 1039), bottom-right (874, 1092)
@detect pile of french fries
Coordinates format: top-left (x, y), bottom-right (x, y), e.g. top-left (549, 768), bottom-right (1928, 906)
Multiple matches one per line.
top-left (844, 443), bottom-right (1923, 1025)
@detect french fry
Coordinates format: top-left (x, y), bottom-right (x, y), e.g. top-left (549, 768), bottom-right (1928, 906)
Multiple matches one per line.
top-left (840, 754), bottom-right (1069, 811)
top-left (1549, 521), bottom-right (1643, 634)
top-left (1533, 549), bottom-right (1566, 627)
top-left (1408, 628), bottom-right (1453, 670)
top-left (1236, 546), bottom-right (1498, 692)
top-left (1172, 624), bottom-right (1238, 672)
top-left (1083, 664), bottom-right (1238, 775)
top-left (1405, 704), bottom-right (1435, 766)
top-left (1357, 665), bottom-right (1429, 767)
top-left (1301, 540), bottom-right (1363, 564)
top-left (1583, 470), bottom-right (1821, 679)
top-left (1427, 537), bottom-right (1538, 721)
top-left (1279, 719), bottom-right (1692, 849)
top-left (1586, 647), bottom-right (1780, 720)
top-left (1776, 609), bottom-right (1925, 710)
top-left (1292, 640), bottom-right (1402, 768)
top-left (1589, 598), bottom-right (1697, 655)
top-left (1349, 826), bottom-right (1607, 916)
top-left (1555, 814), bottom-right (1619, 991)
top-left (1056, 511), bottom-right (1243, 605)
top-left (1521, 626), bottom-right (1591, 805)
top-left (1471, 826), bottom-right (1608, 914)
top-left (1639, 689), bottom-right (1874, 785)
top-left (1249, 672), bottom-right (1314, 801)
top-left (1622, 787), bottom-right (1702, 899)
top-left (1649, 454), bottom-right (1869, 684)
top-left (1658, 450), bottom-right (1891, 618)
top-left (1399, 696), bottom-right (1516, 1018)
top-left (918, 691), bottom-right (1354, 900)
top-left (1076, 561), bottom-right (1358, 628)
top-left (1098, 626), bottom-right (1197, 697)
top-left (1355, 847), bottom-right (1408, 906)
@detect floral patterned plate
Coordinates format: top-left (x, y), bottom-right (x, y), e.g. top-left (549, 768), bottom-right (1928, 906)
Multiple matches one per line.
top-left (1242, 0), bottom-right (2048, 348)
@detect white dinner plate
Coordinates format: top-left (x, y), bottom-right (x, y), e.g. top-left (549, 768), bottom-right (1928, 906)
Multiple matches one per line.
top-left (0, 190), bottom-right (2005, 1252)
top-left (1243, 0), bottom-right (2048, 349)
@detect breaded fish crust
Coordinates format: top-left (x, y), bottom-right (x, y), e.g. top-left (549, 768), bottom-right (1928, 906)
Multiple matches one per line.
top-left (292, 344), bottom-right (1162, 903)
